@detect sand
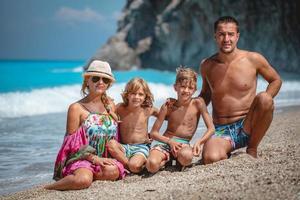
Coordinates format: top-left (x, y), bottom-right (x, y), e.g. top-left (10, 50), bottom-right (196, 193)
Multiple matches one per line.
top-left (1, 106), bottom-right (299, 200)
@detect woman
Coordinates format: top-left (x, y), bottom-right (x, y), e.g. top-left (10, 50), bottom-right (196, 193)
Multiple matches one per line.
top-left (45, 60), bottom-right (125, 190)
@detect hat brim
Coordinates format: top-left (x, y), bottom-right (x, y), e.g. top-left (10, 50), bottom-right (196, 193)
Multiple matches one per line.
top-left (83, 72), bottom-right (115, 82)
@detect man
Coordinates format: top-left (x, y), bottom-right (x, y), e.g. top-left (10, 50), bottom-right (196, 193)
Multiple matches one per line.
top-left (199, 16), bottom-right (282, 164)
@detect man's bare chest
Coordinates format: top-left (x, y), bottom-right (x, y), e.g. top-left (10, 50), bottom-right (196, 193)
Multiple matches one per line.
top-left (206, 64), bottom-right (257, 92)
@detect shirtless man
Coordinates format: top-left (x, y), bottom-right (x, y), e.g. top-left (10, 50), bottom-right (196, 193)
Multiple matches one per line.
top-left (199, 16), bottom-right (282, 163)
top-left (146, 67), bottom-right (214, 173)
top-left (107, 78), bottom-right (159, 173)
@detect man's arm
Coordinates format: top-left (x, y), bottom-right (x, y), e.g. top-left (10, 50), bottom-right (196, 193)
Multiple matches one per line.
top-left (198, 60), bottom-right (212, 105)
top-left (252, 52), bottom-right (282, 98)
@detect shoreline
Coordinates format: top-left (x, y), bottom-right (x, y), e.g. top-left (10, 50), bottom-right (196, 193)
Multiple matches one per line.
top-left (1, 105), bottom-right (300, 200)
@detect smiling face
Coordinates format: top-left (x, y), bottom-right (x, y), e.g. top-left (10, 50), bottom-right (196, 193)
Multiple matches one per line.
top-left (174, 67), bottom-right (197, 102)
top-left (87, 75), bottom-right (111, 95)
top-left (174, 79), bottom-right (196, 102)
top-left (215, 22), bottom-right (240, 54)
top-left (127, 87), bottom-right (146, 108)
top-left (121, 78), bottom-right (154, 108)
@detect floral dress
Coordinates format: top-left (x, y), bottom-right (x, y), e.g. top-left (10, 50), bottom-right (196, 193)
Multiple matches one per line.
top-left (83, 113), bottom-right (118, 157)
top-left (53, 112), bottom-right (124, 180)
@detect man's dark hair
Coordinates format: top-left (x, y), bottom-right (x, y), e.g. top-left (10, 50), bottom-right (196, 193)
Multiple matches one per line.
top-left (214, 16), bottom-right (239, 33)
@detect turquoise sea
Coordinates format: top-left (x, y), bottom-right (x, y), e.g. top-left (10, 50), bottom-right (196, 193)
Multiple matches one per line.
top-left (0, 60), bottom-right (300, 195)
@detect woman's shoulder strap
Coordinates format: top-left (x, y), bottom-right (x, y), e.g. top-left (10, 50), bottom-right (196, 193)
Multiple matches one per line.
top-left (77, 102), bottom-right (92, 113)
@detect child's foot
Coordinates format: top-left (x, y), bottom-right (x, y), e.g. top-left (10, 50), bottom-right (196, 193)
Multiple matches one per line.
top-left (246, 148), bottom-right (258, 158)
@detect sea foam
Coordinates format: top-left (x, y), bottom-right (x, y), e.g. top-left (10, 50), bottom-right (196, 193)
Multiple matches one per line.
top-left (0, 80), bottom-right (299, 118)
top-left (0, 83), bottom-right (176, 118)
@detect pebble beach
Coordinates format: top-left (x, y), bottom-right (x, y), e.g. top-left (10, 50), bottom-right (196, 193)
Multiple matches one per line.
top-left (1, 106), bottom-right (299, 200)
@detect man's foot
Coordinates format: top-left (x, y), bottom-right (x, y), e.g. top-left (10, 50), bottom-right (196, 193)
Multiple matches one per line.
top-left (246, 148), bottom-right (258, 158)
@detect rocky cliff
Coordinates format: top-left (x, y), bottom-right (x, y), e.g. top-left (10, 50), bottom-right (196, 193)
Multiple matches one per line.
top-left (93, 0), bottom-right (300, 73)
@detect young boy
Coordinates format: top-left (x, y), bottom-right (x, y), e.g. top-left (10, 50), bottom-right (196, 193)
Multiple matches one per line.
top-left (108, 78), bottom-right (159, 173)
top-left (146, 67), bottom-right (215, 173)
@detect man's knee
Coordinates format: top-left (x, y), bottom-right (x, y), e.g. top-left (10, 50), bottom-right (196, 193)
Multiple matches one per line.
top-left (177, 147), bottom-right (193, 166)
top-left (256, 92), bottom-right (274, 111)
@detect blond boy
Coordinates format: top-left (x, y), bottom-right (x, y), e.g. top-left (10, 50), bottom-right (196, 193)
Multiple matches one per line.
top-left (108, 78), bottom-right (159, 173)
top-left (146, 67), bottom-right (215, 173)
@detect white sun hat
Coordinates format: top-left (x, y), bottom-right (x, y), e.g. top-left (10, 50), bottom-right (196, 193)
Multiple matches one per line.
top-left (83, 60), bottom-right (115, 82)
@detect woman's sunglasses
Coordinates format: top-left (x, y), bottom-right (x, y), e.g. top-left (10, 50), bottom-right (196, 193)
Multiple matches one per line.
top-left (91, 76), bottom-right (110, 84)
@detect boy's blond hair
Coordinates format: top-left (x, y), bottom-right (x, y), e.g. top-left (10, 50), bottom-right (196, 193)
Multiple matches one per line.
top-left (121, 78), bottom-right (154, 107)
top-left (175, 67), bottom-right (198, 90)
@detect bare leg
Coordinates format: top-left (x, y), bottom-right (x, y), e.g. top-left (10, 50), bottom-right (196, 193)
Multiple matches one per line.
top-left (145, 150), bottom-right (167, 173)
top-left (94, 164), bottom-right (120, 181)
top-left (202, 137), bottom-right (232, 164)
top-left (177, 146), bottom-right (193, 166)
top-left (44, 168), bottom-right (93, 190)
top-left (127, 154), bottom-right (147, 173)
top-left (243, 92), bottom-right (274, 158)
top-left (107, 140), bottom-right (129, 167)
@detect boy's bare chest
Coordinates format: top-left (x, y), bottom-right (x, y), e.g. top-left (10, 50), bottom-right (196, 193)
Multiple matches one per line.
top-left (120, 111), bottom-right (148, 127)
top-left (167, 107), bottom-right (198, 124)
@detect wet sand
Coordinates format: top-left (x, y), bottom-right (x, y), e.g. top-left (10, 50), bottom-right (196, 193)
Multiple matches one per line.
top-left (1, 106), bottom-right (299, 200)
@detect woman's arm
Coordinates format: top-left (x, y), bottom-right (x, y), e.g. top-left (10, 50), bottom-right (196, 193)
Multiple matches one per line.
top-left (85, 154), bottom-right (116, 166)
top-left (66, 103), bottom-right (83, 134)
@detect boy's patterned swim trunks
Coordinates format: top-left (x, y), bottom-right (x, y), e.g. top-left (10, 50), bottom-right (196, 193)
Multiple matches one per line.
top-left (151, 137), bottom-right (190, 161)
top-left (121, 143), bottom-right (150, 159)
